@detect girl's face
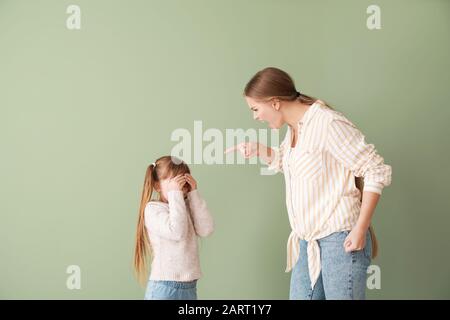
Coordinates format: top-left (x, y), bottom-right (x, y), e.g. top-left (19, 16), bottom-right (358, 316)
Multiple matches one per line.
top-left (245, 96), bottom-right (284, 129)
top-left (156, 176), bottom-right (190, 202)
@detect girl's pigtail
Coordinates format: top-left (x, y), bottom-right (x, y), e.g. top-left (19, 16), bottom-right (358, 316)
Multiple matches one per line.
top-left (134, 164), bottom-right (155, 285)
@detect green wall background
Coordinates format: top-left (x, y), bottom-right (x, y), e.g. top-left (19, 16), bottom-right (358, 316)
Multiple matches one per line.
top-left (1, 0), bottom-right (449, 299)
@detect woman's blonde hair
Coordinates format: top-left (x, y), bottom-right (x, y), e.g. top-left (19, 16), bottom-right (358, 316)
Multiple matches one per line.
top-left (245, 67), bottom-right (378, 259)
top-left (244, 66), bottom-right (330, 107)
top-left (133, 156), bottom-right (191, 285)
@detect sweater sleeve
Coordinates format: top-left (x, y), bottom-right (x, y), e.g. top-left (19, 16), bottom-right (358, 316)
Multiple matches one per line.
top-left (186, 190), bottom-right (214, 237)
top-left (326, 117), bottom-right (392, 195)
top-left (145, 191), bottom-right (189, 241)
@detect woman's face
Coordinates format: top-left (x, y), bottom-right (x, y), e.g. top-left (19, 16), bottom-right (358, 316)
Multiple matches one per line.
top-left (245, 96), bottom-right (284, 129)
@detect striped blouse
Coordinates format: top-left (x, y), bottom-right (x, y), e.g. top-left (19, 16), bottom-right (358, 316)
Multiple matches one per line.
top-left (268, 101), bottom-right (392, 289)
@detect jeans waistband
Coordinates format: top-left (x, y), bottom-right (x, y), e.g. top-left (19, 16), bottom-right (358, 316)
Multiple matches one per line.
top-left (150, 280), bottom-right (197, 289)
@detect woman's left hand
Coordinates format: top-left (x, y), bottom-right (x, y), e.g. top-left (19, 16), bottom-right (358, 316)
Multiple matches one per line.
top-left (343, 226), bottom-right (367, 253)
top-left (184, 174), bottom-right (197, 191)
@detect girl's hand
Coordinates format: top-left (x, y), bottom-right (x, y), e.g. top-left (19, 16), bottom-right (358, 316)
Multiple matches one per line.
top-left (224, 142), bottom-right (260, 159)
top-left (184, 174), bottom-right (197, 191)
top-left (343, 226), bottom-right (367, 253)
top-left (167, 175), bottom-right (187, 192)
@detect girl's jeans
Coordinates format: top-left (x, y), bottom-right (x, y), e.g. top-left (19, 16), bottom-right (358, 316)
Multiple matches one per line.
top-left (144, 280), bottom-right (197, 300)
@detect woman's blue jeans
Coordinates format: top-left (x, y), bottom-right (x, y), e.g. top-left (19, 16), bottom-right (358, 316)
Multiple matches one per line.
top-left (290, 230), bottom-right (372, 300)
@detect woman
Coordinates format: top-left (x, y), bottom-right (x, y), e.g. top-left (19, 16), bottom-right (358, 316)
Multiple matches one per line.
top-left (226, 67), bottom-right (392, 299)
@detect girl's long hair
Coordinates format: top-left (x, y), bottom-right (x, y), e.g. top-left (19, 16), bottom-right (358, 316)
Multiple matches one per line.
top-left (133, 156), bottom-right (191, 285)
top-left (245, 67), bottom-right (378, 259)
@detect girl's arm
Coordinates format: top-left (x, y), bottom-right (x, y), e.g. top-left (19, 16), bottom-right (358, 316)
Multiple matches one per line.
top-left (186, 190), bottom-right (214, 238)
top-left (145, 191), bottom-right (189, 241)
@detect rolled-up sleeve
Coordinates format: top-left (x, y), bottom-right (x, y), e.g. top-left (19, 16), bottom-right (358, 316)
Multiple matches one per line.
top-left (326, 118), bottom-right (392, 194)
top-left (267, 140), bottom-right (287, 173)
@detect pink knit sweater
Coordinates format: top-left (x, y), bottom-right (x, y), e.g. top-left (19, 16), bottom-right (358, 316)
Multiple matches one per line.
top-left (144, 190), bottom-right (214, 281)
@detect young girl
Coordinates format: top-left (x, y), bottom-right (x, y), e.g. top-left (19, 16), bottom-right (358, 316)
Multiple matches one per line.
top-left (134, 156), bottom-right (214, 300)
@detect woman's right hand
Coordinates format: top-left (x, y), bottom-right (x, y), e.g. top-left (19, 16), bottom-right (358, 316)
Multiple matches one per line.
top-left (224, 142), bottom-right (261, 159)
top-left (167, 175), bottom-right (187, 192)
